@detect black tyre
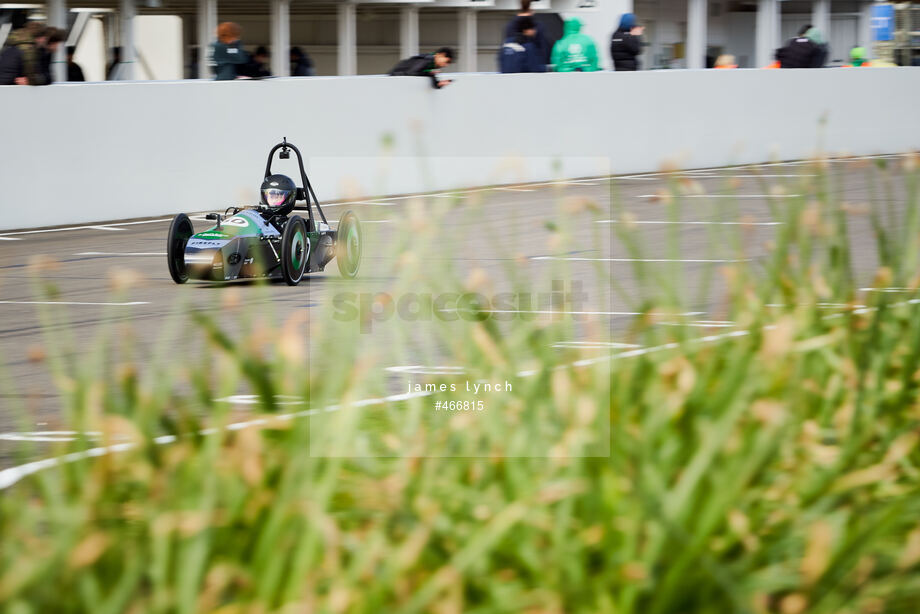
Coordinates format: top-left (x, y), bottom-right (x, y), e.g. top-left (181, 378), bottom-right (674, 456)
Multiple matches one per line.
top-left (336, 210), bottom-right (362, 279)
top-left (281, 215), bottom-right (309, 286)
top-left (167, 213), bottom-right (194, 284)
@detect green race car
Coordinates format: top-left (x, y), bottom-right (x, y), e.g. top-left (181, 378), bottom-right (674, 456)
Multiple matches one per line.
top-left (166, 138), bottom-right (361, 286)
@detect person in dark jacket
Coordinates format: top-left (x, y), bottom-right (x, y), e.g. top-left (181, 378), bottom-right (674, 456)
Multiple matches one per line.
top-left (210, 22), bottom-right (248, 80)
top-left (241, 45), bottom-right (271, 78)
top-left (66, 46), bottom-right (85, 81)
top-left (389, 47), bottom-right (454, 89)
top-left (499, 16), bottom-right (547, 74)
top-left (290, 46), bottom-right (315, 76)
top-left (610, 13), bottom-right (643, 71)
top-left (502, 0), bottom-right (550, 65)
top-left (0, 23), bottom-right (63, 85)
top-left (775, 24), bottom-right (826, 68)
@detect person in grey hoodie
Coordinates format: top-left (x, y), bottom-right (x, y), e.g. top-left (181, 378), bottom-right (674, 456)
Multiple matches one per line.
top-left (210, 22), bottom-right (248, 80)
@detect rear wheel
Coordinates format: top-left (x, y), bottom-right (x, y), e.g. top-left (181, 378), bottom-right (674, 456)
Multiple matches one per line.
top-left (336, 210), bottom-right (362, 279)
top-left (281, 215), bottom-right (309, 286)
top-left (167, 213), bottom-right (193, 284)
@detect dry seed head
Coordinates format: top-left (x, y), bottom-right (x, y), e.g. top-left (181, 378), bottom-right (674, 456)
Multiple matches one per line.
top-left (27, 344), bottom-right (46, 363)
top-left (659, 157), bottom-right (680, 173)
top-left (761, 316), bottom-right (797, 359)
top-left (68, 533), bottom-right (109, 569)
top-left (621, 561), bottom-right (647, 581)
top-left (28, 254), bottom-right (61, 274)
top-left (873, 267), bottom-right (893, 289)
top-left (752, 400), bottom-right (786, 427)
top-left (801, 520), bottom-right (833, 584)
top-left (780, 593), bottom-right (808, 614)
top-left (465, 268), bottom-right (491, 294)
top-left (620, 211), bottom-right (637, 229)
top-left (221, 287), bottom-right (242, 311)
top-left (897, 527), bottom-right (920, 570)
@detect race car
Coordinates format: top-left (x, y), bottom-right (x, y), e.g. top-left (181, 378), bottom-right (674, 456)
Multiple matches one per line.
top-left (166, 138), bottom-right (361, 285)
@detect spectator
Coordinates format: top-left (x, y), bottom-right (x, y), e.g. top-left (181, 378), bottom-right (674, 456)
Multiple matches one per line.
top-left (211, 22), bottom-right (247, 80)
top-left (389, 47), bottom-right (454, 89)
top-left (0, 22), bottom-right (63, 85)
top-left (714, 54), bottom-right (737, 69)
top-left (775, 24), bottom-right (822, 69)
top-left (610, 13), bottom-right (643, 71)
top-left (290, 46), bottom-right (315, 76)
top-left (844, 47), bottom-right (872, 67)
top-left (66, 46), bottom-right (85, 81)
top-left (551, 18), bottom-right (599, 72)
top-left (499, 16), bottom-right (547, 73)
top-left (242, 45), bottom-right (271, 78)
top-left (107, 46), bottom-right (122, 80)
top-left (502, 0), bottom-right (550, 65)
top-left (805, 27), bottom-right (829, 67)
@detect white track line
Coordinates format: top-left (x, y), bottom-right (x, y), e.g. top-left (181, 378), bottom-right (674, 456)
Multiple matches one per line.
top-left (860, 287), bottom-right (916, 293)
top-left (637, 194), bottom-right (800, 199)
top-left (440, 309), bottom-right (705, 317)
top-left (76, 252), bottom-right (166, 256)
top-left (531, 256), bottom-right (751, 263)
top-left (598, 220), bottom-right (782, 226)
top-left (0, 301), bottom-right (149, 306)
top-left (552, 341), bottom-right (641, 349)
top-left (0, 237), bottom-right (22, 241)
top-left (658, 320), bottom-right (737, 328)
top-left (0, 218), bottom-right (172, 238)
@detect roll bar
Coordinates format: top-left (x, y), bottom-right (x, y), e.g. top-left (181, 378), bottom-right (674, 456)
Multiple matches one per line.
top-left (264, 137), bottom-right (328, 227)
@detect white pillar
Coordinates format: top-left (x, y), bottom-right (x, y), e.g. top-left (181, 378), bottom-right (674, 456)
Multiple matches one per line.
top-left (400, 5), bottom-right (420, 58)
top-left (755, 0), bottom-right (780, 68)
top-left (271, 0), bottom-right (290, 76)
top-left (48, 0), bottom-right (67, 82)
top-left (197, 0), bottom-right (216, 79)
top-left (458, 8), bottom-right (477, 72)
top-left (811, 0), bottom-right (831, 41)
top-left (337, 1), bottom-right (357, 75)
top-left (120, 0), bottom-right (135, 80)
top-left (857, 0), bottom-right (873, 51)
top-left (686, 0), bottom-right (707, 69)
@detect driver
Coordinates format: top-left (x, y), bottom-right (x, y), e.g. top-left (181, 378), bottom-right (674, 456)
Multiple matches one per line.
top-left (260, 174), bottom-right (296, 217)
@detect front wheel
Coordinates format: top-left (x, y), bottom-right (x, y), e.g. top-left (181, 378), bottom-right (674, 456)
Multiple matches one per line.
top-left (336, 210), bottom-right (362, 279)
top-left (281, 215), bottom-right (309, 286)
top-left (167, 213), bottom-right (193, 284)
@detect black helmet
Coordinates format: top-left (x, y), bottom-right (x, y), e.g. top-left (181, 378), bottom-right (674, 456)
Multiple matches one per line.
top-left (260, 174), bottom-right (296, 215)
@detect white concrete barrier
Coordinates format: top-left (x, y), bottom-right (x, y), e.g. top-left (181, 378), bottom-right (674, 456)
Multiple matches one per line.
top-left (1, 69), bottom-right (918, 230)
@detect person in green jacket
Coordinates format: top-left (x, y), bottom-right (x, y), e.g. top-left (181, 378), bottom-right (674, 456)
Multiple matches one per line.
top-left (551, 18), bottom-right (599, 72)
top-left (210, 22), bottom-right (248, 80)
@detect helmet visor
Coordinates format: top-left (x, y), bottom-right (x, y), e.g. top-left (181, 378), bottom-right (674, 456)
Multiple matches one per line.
top-left (262, 188), bottom-right (291, 208)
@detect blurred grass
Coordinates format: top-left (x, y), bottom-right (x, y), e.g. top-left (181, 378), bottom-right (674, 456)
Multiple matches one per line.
top-left (2, 156), bottom-right (920, 613)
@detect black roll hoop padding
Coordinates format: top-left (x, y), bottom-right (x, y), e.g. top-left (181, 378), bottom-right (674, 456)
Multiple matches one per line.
top-left (264, 137), bottom-right (329, 228)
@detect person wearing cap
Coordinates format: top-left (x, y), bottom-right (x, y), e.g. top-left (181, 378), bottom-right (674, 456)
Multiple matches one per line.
top-left (551, 18), bottom-right (599, 72)
top-left (610, 13), bottom-right (643, 71)
top-left (843, 47), bottom-right (873, 67)
top-left (499, 16), bottom-right (547, 73)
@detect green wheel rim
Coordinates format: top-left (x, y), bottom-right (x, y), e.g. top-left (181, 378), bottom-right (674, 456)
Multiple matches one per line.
top-left (291, 229), bottom-right (305, 270)
top-left (346, 224), bottom-right (360, 270)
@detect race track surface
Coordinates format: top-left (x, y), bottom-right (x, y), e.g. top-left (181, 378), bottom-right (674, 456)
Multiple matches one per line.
top-left (0, 153), bottom-right (910, 462)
